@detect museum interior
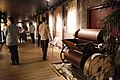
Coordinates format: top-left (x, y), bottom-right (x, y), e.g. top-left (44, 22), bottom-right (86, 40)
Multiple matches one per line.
top-left (0, 0), bottom-right (120, 80)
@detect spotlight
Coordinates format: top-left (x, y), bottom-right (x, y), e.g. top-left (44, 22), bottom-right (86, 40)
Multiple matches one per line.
top-left (46, 0), bottom-right (50, 9)
top-left (46, 0), bottom-right (50, 2)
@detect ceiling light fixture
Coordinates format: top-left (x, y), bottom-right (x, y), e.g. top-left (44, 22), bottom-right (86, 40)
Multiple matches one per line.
top-left (46, 0), bottom-right (50, 2)
top-left (46, 0), bottom-right (50, 9)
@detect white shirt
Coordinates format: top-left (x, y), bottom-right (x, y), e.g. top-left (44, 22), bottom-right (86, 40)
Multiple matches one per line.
top-left (29, 25), bottom-right (35, 33)
top-left (39, 22), bottom-right (51, 40)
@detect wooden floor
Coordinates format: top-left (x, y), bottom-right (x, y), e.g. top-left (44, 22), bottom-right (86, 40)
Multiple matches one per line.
top-left (0, 41), bottom-right (63, 80)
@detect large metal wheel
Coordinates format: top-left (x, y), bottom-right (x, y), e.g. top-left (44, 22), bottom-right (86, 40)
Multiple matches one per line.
top-left (84, 53), bottom-right (114, 80)
top-left (60, 46), bottom-right (69, 63)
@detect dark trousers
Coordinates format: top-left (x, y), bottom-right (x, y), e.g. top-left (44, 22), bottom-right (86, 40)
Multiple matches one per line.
top-left (19, 33), bottom-right (27, 43)
top-left (30, 33), bottom-right (35, 43)
top-left (8, 45), bottom-right (19, 64)
top-left (37, 33), bottom-right (41, 47)
top-left (41, 39), bottom-right (49, 60)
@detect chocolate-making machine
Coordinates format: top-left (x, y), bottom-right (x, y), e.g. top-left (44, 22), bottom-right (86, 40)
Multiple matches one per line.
top-left (60, 29), bottom-right (114, 80)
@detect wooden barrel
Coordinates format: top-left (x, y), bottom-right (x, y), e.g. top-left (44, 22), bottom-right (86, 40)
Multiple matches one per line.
top-left (84, 53), bottom-right (114, 80)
